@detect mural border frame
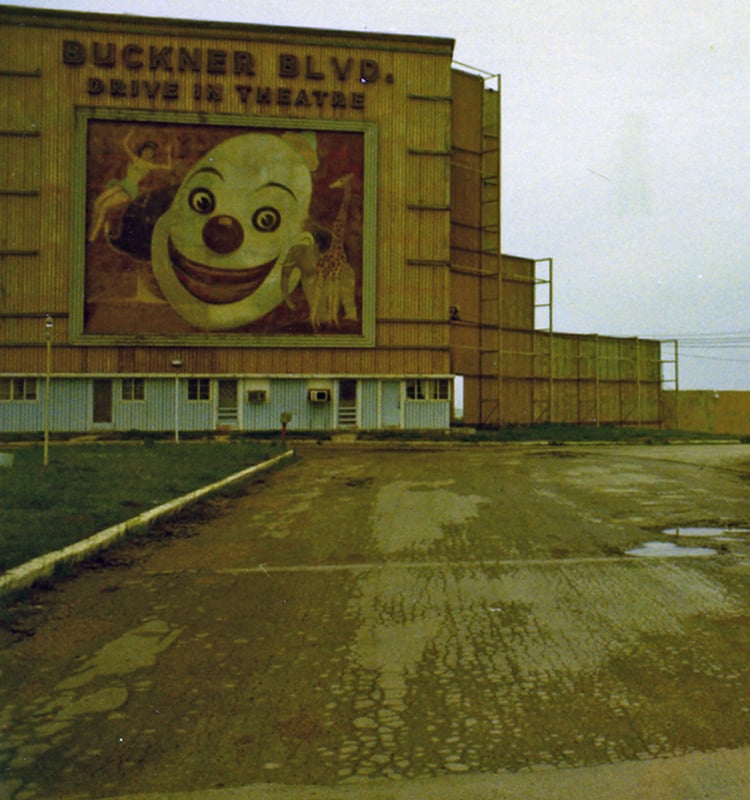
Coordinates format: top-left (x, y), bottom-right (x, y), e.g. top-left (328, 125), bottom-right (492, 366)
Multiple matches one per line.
top-left (70, 106), bottom-right (377, 348)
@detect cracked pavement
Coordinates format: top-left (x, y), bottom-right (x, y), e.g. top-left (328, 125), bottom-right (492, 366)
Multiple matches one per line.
top-left (2, 443), bottom-right (750, 799)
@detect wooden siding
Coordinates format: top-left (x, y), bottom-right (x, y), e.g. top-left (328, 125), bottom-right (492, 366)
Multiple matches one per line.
top-left (0, 7), bottom-right (454, 378)
top-left (449, 69), bottom-right (502, 425)
top-left (501, 255), bottom-right (536, 331)
top-left (449, 75), bottom-right (665, 429)
top-left (1, 9), bottom-right (668, 432)
top-left (0, 343), bottom-right (454, 376)
top-left (662, 391), bottom-right (750, 437)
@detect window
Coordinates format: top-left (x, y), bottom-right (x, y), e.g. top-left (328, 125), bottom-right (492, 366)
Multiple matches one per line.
top-left (0, 377), bottom-right (37, 401)
top-left (121, 378), bottom-right (145, 401)
top-left (405, 379), bottom-right (450, 401)
top-left (188, 378), bottom-right (210, 401)
top-left (434, 379), bottom-right (450, 400)
top-left (406, 380), bottom-right (425, 400)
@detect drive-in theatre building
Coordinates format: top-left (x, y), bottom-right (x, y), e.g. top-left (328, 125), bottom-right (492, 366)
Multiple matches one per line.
top-left (0, 6), bottom-right (664, 434)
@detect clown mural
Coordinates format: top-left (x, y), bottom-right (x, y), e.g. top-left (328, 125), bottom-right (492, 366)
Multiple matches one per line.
top-left (83, 119), bottom-right (365, 337)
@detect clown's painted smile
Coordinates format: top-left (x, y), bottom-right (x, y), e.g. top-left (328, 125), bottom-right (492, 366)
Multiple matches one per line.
top-left (168, 237), bottom-right (276, 305)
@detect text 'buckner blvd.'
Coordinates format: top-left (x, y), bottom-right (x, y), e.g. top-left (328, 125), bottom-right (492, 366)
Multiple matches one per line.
top-left (63, 41), bottom-right (393, 108)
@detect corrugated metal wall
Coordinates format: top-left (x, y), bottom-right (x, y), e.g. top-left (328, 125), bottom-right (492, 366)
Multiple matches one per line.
top-left (358, 379), bottom-right (380, 430)
top-left (404, 400), bottom-right (450, 430)
top-left (0, 375), bottom-right (451, 432)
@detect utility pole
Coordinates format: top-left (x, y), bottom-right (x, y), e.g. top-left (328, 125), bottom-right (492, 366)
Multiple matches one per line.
top-left (171, 359), bottom-right (183, 443)
top-left (43, 314), bottom-right (54, 466)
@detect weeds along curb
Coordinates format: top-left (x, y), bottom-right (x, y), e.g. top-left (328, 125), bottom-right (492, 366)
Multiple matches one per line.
top-left (0, 449), bottom-right (295, 598)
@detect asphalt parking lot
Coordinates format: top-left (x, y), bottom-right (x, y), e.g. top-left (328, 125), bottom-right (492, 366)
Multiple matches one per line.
top-left (2, 442), bottom-right (750, 799)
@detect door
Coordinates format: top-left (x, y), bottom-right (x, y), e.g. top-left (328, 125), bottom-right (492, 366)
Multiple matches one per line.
top-left (381, 381), bottom-right (401, 428)
top-left (337, 379), bottom-right (357, 428)
top-left (92, 379), bottom-right (113, 425)
top-left (217, 380), bottom-right (239, 428)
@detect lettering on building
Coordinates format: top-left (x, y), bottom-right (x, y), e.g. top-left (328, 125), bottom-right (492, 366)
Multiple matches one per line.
top-left (63, 40), bottom-right (395, 109)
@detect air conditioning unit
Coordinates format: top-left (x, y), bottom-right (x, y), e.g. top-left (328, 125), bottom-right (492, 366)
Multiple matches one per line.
top-left (308, 389), bottom-right (330, 403)
top-left (247, 390), bottom-right (268, 403)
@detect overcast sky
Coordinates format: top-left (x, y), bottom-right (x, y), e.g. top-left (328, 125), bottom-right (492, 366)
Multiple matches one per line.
top-left (7, 0), bottom-right (750, 389)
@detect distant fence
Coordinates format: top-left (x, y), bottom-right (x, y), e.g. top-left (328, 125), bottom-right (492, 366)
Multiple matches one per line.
top-left (662, 391), bottom-right (750, 437)
top-left (498, 332), bottom-right (663, 427)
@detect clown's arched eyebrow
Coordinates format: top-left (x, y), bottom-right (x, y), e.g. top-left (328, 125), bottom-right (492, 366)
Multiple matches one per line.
top-left (262, 181), bottom-right (297, 199)
top-left (190, 170), bottom-right (296, 199)
top-left (193, 166), bottom-right (224, 180)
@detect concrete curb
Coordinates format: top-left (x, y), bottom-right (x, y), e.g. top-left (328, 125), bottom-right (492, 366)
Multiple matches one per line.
top-left (0, 448), bottom-right (295, 598)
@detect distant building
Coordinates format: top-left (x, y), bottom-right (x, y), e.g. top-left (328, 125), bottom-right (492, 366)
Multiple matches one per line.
top-left (0, 6), bottom-right (663, 433)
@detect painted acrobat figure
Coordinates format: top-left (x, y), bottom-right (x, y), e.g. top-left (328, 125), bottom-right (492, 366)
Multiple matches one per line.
top-left (87, 127), bottom-right (173, 243)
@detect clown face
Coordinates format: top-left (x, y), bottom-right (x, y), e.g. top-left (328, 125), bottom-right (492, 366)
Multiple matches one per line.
top-left (152, 132), bottom-right (313, 330)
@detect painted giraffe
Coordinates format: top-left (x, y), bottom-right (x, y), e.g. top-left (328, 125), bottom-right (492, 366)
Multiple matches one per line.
top-left (309, 173), bottom-right (358, 331)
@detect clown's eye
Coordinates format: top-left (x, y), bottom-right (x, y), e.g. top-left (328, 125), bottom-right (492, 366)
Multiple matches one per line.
top-left (188, 188), bottom-right (216, 215)
top-left (252, 206), bottom-right (281, 232)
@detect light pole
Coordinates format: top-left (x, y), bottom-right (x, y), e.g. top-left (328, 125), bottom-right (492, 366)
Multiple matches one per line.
top-left (171, 359), bottom-right (183, 443)
top-left (43, 314), bottom-right (54, 467)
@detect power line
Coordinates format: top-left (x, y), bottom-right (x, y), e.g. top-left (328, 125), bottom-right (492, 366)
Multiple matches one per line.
top-left (679, 352), bottom-right (750, 364)
top-left (680, 342), bottom-right (750, 349)
top-left (578, 329), bottom-right (750, 366)
top-left (645, 330), bottom-right (750, 341)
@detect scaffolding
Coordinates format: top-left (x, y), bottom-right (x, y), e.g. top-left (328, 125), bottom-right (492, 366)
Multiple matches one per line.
top-left (660, 339), bottom-right (679, 429)
top-left (480, 72), bottom-right (501, 426)
top-left (532, 257), bottom-right (553, 423)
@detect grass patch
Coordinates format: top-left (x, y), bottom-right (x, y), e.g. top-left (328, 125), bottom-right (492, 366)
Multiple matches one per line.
top-left (0, 440), bottom-right (285, 572)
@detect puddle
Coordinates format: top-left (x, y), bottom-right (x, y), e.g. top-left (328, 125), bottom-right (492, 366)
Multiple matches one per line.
top-left (626, 541), bottom-right (717, 558)
top-left (626, 526), bottom-right (750, 557)
top-left (663, 526), bottom-right (749, 542)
